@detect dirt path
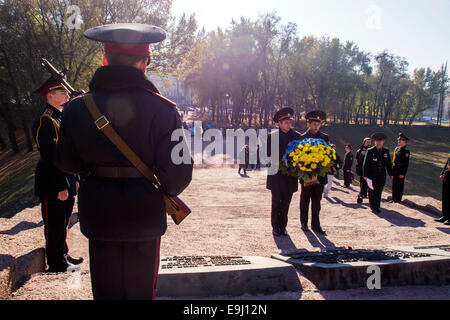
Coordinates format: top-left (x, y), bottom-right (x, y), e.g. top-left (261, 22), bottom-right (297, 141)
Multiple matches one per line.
top-left (9, 167), bottom-right (450, 300)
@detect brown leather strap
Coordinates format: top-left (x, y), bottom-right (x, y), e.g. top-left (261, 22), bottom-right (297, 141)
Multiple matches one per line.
top-left (83, 94), bottom-right (161, 188)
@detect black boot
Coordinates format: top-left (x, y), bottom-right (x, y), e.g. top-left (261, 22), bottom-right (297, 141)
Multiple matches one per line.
top-left (435, 216), bottom-right (448, 223)
top-left (66, 255), bottom-right (84, 265)
top-left (357, 196), bottom-right (363, 204)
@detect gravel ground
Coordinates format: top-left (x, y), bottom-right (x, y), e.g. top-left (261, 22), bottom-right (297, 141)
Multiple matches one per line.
top-left (7, 167), bottom-right (450, 300)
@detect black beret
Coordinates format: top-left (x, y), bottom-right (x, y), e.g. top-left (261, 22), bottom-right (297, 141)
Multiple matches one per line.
top-left (371, 132), bottom-right (387, 141)
top-left (306, 110), bottom-right (326, 123)
top-left (274, 107), bottom-right (294, 123)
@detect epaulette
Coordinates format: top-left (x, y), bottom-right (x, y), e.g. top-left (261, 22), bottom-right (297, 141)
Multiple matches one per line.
top-left (42, 108), bottom-right (53, 118)
top-left (145, 89), bottom-right (177, 107)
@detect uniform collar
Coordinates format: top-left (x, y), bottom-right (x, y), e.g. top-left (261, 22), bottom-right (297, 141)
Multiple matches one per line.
top-left (305, 128), bottom-right (321, 136)
top-left (45, 104), bottom-right (62, 117)
top-left (89, 65), bottom-right (160, 94)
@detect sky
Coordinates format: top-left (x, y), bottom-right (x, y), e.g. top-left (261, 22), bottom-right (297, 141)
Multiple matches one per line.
top-left (172, 0), bottom-right (449, 73)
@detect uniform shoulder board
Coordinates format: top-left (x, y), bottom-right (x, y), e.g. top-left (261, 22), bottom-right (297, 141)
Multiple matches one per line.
top-left (146, 89), bottom-right (177, 107)
top-left (42, 108), bottom-right (53, 118)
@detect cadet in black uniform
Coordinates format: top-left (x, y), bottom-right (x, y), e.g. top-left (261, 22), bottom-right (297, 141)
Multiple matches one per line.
top-left (31, 78), bottom-right (82, 272)
top-left (363, 133), bottom-right (393, 213)
top-left (435, 153), bottom-right (450, 224)
top-left (391, 133), bottom-right (410, 203)
top-left (356, 137), bottom-right (372, 203)
top-left (299, 110), bottom-right (329, 234)
top-left (54, 24), bottom-right (193, 300)
top-left (267, 107), bottom-right (301, 237)
top-left (343, 144), bottom-right (353, 188)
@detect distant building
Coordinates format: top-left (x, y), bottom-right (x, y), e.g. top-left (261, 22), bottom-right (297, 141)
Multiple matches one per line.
top-left (147, 73), bottom-right (194, 106)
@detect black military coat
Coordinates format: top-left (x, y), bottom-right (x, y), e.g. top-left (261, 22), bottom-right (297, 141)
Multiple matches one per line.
top-left (31, 104), bottom-right (77, 198)
top-left (54, 65), bottom-right (193, 241)
top-left (343, 152), bottom-right (353, 171)
top-left (266, 128), bottom-right (301, 194)
top-left (442, 157), bottom-right (449, 176)
top-left (299, 129), bottom-right (330, 185)
top-left (363, 146), bottom-right (393, 182)
top-left (355, 145), bottom-right (369, 176)
top-left (392, 146), bottom-right (410, 176)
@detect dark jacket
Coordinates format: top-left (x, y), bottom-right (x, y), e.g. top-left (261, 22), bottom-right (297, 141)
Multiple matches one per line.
top-left (343, 152), bottom-right (354, 171)
top-left (299, 128), bottom-right (329, 185)
top-left (266, 128), bottom-right (301, 194)
top-left (363, 146), bottom-right (393, 181)
top-left (392, 146), bottom-right (410, 176)
top-left (32, 104), bottom-right (77, 198)
top-left (442, 157), bottom-right (449, 176)
top-left (355, 145), bottom-right (370, 176)
top-left (54, 66), bottom-right (193, 241)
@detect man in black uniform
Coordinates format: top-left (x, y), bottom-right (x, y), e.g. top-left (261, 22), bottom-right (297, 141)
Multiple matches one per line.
top-left (356, 137), bottom-right (371, 203)
top-left (31, 77), bottom-right (82, 272)
top-left (343, 144), bottom-right (353, 188)
top-left (391, 133), bottom-right (410, 203)
top-left (435, 153), bottom-right (450, 224)
top-left (54, 24), bottom-right (193, 300)
top-left (267, 107), bottom-right (301, 237)
top-left (363, 133), bottom-right (393, 213)
top-left (299, 110), bottom-right (329, 234)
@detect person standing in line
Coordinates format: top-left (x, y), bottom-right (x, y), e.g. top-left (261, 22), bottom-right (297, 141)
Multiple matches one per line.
top-left (435, 152), bottom-right (449, 225)
top-left (363, 133), bottom-right (393, 213)
top-left (356, 138), bottom-right (372, 204)
top-left (391, 133), bottom-right (410, 203)
top-left (343, 144), bottom-right (354, 188)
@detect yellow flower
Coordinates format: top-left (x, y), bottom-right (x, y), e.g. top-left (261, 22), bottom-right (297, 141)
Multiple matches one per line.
top-left (289, 152), bottom-right (295, 157)
top-left (333, 155), bottom-right (336, 160)
top-left (311, 163), bottom-right (317, 169)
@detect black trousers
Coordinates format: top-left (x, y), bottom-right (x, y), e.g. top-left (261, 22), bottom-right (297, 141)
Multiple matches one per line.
top-left (89, 238), bottom-right (160, 300)
top-left (368, 179), bottom-right (385, 211)
top-left (392, 175), bottom-right (405, 202)
top-left (344, 171), bottom-right (352, 187)
top-left (40, 196), bottom-right (75, 269)
top-left (359, 175), bottom-right (368, 197)
top-left (300, 183), bottom-right (324, 228)
top-left (271, 191), bottom-right (293, 232)
top-left (443, 172), bottom-right (449, 219)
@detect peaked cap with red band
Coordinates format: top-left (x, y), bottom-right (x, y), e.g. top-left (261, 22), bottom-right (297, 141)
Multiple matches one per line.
top-left (33, 76), bottom-right (67, 97)
top-left (305, 110), bottom-right (326, 123)
top-left (84, 23), bottom-right (166, 57)
top-left (274, 107), bottom-right (294, 123)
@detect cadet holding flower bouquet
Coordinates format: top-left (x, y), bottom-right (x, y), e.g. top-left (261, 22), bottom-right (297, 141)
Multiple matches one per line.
top-left (293, 110), bottom-right (330, 234)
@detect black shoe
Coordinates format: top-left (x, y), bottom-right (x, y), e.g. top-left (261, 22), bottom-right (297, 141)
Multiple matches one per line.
top-left (280, 229), bottom-right (288, 236)
top-left (435, 217), bottom-right (448, 223)
top-left (301, 224), bottom-right (309, 231)
top-left (357, 196), bottom-right (363, 204)
top-left (312, 227), bottom-right (326, 235)
top-left (46, 262), bottom-right (69, 273)
top-left (444, 220), bottom-right (450, 225)
top-left (66, 255), bottom-right (84, 265)
top-left (376, 208), bottom-right (381, 213)
top-left (272, 229), bottom-right (282, 236)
